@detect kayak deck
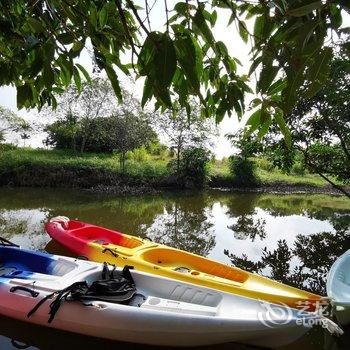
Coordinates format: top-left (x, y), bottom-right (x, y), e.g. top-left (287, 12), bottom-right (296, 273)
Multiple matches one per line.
top-left (47, 219), bottom-right (323, 311)
top-left (0, 246), bottom-right (317, 348)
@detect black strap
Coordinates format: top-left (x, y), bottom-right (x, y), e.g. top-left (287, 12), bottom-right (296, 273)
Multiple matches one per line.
top-left (109, 264), bottom-right (116, 279)
top-left (27, 265), bottom-right (136, 323)
top-left (0, 237), bottom-right (19, 247)
top-left (102, 262), bottom-right (109, 280)
top-left (27, 292), bottom-right (56, 318)
top-left (48, 282), bottom-right (88, 323)
top-left (122, 265), bottom-right (135, 287)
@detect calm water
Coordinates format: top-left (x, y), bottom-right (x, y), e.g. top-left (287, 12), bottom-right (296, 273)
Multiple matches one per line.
top-left (0, 187), bottom-right (350, 350)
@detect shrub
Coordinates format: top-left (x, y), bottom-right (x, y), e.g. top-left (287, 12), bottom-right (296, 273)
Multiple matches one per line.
top-left (127, 147), bottom-right (150, 162)
top-left (291, 162), bottom-right (305, 176)
top-left (228, 155), bottom-right (258, 187)
top-left (254, 157), bottom-right (275, 171)
top-left (0, 143), bottom-right (17, 152)
top-left (173, 147), bottom-right (211, 188)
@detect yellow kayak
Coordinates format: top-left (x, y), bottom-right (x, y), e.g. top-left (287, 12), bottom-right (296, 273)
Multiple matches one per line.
top-left (46, 217), bottom-right (322, 311)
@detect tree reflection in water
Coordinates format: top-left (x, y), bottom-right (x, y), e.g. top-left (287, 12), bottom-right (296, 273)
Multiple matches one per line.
top-left (227, 215), bottom-right (266, 241)
top-left (225, 209), bottom-right (350, 295)
top-left (145, 200), bottom-right (215, 257)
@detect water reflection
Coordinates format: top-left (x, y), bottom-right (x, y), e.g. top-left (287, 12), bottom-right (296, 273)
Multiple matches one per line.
top-left (145, 197), bottom-right (215, 256)
top-left (0, 187), bottom-right (349, 349)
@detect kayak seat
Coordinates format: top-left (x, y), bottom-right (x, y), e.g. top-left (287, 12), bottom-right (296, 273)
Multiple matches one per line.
top-left (72, 227), bottom-right (143, 249)
top-left (0, 264), bottom-right (34, 279)
top-left (0, 266), bottom-right (18, 277)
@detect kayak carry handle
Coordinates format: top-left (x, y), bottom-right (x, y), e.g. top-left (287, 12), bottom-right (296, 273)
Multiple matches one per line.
top-left (10, 286), bottom-right (39, 298)
top-left (11, 339), bottom-right (30, 349)
top-left (76, 255), bottom-right (89, 261)
top-left (102, 248), bottom-right (119, 258)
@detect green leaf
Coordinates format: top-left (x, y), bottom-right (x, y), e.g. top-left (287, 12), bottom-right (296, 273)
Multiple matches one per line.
top-left (210, 10), bottom-right (218, 26)
top-left (105, 65), bottom-right (122, 102)
top-left (57, 33), bottom-right (74, 45)
top-left (156, 34), bottom-right (177, 88)
top-left (57, 56), bottom-right (73, 86)
top-left (283, 63), bottom-right (306, 112)
top-left (27, 18), bottom-right (45, 33)
top-left (42, 63), bottom-right (55, 88)
top-left (141, 77), bottom-right (153, 108)
top-left (238, 20), bottom-right (248, 43)
top-left (99, 5), bottom-right (108, 28)
top-left (17, 83), bottom-right (33, 109)
top-left (287, 1), bottom-right (322, 17)
top-left (246, 108), bottom-right (262, 135)
top-left (254, 15), bottom-right (265, 40)
top-left (267, 78), bottom-right (287, 95)
top-left (193, 8), bottom-right (216, 48)
top-left (227, 13), bottom-right (235, 26)
top-left (138, 32), bottom-right (176, 108)
top-left (174, 31), bottom-right (203, 93)
top-left (257, 111), bottom-right (272, 140)
top-left (248, 56), bottom-right (262, 76)
top-left (69, 40), bottom-right (85, 58)
top-left (75, 63), bottom-right (91, 84)
top-left (250, 98), bottom-right (262, 109)
top-left (73, 67), bottom-right (82, 93)
top-left (274, 109), bottom-right (291, 148)
top-left (304, 47), bottom-right (332, 98)
top-left (258, 65), bottom-right (279, 93)
top-left (330, 4), bottom-right (342, 29)
top-left (89, 3), bottom-right (98, 29)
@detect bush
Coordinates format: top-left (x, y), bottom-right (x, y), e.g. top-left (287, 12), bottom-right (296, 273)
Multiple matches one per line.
top-left (170, 147), bottom-right (211, 188)
top-left (127, 147), bottom-right (150, 162)
top-left (291, 162), bottom-right (305, 175)
top-left (228, 156), bottom-right (258, 187)
top-left (254, 157), bottom-right (275, 171)
top-left (0, 143), bottom-right (17, 152)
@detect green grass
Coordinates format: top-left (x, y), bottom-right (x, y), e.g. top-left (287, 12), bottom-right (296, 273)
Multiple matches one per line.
top-left (0, 147), bottom-right (341, 189)
top-left (0, 147), bottom-right (169, 183)
top-left (209, 158), bottom-right (333, 188)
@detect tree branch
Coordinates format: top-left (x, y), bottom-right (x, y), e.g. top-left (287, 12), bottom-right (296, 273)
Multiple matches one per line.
top-left (125, 0), bottom-right (150, 35)
top-left (303, 151), bottom-right (350, 199)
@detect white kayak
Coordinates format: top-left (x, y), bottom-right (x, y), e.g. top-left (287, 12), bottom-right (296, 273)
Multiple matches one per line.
top-left (327, 249), bottom-right (350, 325)
top-left (0, 243), bottom-right (321, 348)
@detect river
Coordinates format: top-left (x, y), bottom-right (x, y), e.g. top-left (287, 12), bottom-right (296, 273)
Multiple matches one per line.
top-left (0, 187), bottom-right (349, 349)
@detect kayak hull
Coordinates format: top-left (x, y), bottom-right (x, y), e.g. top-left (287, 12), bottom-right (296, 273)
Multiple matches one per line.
top-left (0, 245), bottom-right (316, 348)
top-left (46, 218), bottom-right (322, 311)
top-left (327, 249), bottom-right (350, 325)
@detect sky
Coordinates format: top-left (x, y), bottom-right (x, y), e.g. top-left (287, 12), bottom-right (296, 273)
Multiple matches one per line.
top-left (1, 3), bottom-right (348, 158)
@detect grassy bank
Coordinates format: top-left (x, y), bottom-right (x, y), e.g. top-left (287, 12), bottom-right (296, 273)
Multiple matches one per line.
top-left (209, 158), bottom-right (330, 188)
top-left (0, 147), bottom-right (341, 193)
top-left (0, 148), bottom-right (169, 189)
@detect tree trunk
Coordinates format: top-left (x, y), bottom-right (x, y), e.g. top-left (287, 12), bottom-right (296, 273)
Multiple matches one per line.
top-left (120, 152), bottom-right (126, 173)
top-left (80, 135), bottom-right (86, 153)
top-left (176, 146), bottom-right (181, 172)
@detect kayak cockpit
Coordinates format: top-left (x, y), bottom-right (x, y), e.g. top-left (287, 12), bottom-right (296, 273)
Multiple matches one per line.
top-left (140, 248), bottom-right (249, 284)
top-left (66, 221), bottom-right (143, 249)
